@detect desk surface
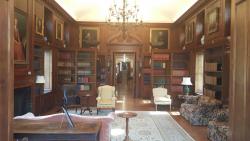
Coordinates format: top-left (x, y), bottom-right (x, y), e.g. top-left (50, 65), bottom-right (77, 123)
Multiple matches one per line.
top-left (13, 119), bottom-right (101, 141)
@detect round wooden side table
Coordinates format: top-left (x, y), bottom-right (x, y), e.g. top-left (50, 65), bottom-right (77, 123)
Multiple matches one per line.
top-left (117, 112), bottom-right (137, 141)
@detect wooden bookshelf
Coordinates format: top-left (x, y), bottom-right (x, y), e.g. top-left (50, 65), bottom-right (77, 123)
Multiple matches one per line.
top-left (140, 54), bottom-right (152, 98)
top-left (151, 51), bottom-right (171, 89)
top-left (204, 47), bottom-right (223, 100)
top-left (171, 53), bottom-right (189, 94)
top-left (57, 50), bottom-right (76, 84)
top-left (76, 49), bottom-right (97, 106)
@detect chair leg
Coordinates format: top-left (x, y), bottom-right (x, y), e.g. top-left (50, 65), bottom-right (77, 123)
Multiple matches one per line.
top-left (170, 104), bottom-right (171, 112)
top-left (155, 105), bottom-right (157, 111)
top-left (97, 108), bottom-right (99, 115)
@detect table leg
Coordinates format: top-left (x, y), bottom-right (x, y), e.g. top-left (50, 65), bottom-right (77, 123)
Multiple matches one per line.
top-left (124, 118), bottom-right (130, 141)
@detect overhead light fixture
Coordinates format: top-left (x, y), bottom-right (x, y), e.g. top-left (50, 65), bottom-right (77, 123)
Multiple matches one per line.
top-left (106, 0), bottom-right (143, 39)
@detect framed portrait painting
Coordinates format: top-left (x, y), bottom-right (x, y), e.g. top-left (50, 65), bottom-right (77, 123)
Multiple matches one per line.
top-left (56, 21), bottom-right (63, 40)
top-left (207, 8), bottom-right (219, 34)
top-left (14, 8), bottom-right (29, 64)
top-left (150, 28), bottom-right (169, 49)
top-left (80, 27), bottom-right (100, 48)
top-left (185, 21), bottom-right (194, 44)
top-left (35, 16), bottom-right (44, 36)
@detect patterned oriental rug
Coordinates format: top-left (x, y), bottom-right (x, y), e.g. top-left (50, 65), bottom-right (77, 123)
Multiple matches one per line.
top-left (111, 111), bottom-right (194, 141)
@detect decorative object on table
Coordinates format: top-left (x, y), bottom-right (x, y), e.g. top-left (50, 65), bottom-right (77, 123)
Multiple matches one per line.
top-left (181, 77), bottom-right (192, 95)
top-left (150, 28), bottom-right (169, 49)
top-left (35, 75), bottom-right (45, 94)
top-left (79, 27), bottom-right (100, 48)
top-left (14, 8), bottom-right (29, 64)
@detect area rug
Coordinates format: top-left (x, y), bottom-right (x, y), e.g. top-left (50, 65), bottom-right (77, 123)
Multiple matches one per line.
top-left (111, 111), bottom-right (195, 141)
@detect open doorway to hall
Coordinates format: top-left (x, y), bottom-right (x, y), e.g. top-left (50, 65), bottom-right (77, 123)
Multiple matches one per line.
top-left (114, 53), bottom-right (136, 98)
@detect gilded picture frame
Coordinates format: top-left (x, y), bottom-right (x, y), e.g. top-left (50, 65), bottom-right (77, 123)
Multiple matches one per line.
top-left (14, 8), bottom-right (29, 64)
top-left (56, 20), bottom-right (64, 41)
top-left (79, 27), bottom-right (100, 48)
top-left (185, 21), bottom-right (194, 44)
top-left (207, 7), bottom-right (219, 34)
top-left (35, 16), bottom-right (44, 36)
top-left (150, 28), bottom-right (169, 49)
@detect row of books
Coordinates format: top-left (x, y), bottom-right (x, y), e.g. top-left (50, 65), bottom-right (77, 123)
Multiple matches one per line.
top-left (172, 70), bottom-right (189, 76)
top-left (171, 86), bottom-right (183, 93)
top-left (79, 85), bottom-right (91, 91)
top-left (153, 70), bottom-right (170, 75)
top-left (58, 77), bottom-right (73, 82)
top-left (77, 77), bottom-right (89, 83)
top-left (59, 53), bottom-right (72, 60)
top-left (33, 47), bottom-right (42, 57)
top-left (205, 62), bottom-right (222, 72)
top-left (205, 75), bottom-right (222, 85)
top-left (172, 62), bottom-right (187, 69)
top-left (153, 78), bottom-right (169, 84)
top-left (171, 77), bottom-right (182, 84)
top-left (58, 70), bottom-right (72, 75)
top-left (152, 54), bottom-right (170, 60)
top-left (153, 62), bottom-right (167, 69)
top-left (78, 53), bottom-right (92, 58)
top-left (57, 62), bottom-right (73, 67)
top-left (77, 70), bottom-right (92, 75)
top-left (77, 62), bottom-right (91, 67)
top-left (204, 88), bottom-right (216, 98)
top-left (172, 54), bottom-right (189, 61)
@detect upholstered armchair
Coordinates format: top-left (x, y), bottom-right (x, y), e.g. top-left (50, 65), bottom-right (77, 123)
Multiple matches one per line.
top-left (180, 95), bottom-right (222, 125)
top-left (96, 85), bottom-right (116, 115)
top-left (152, 87), bottom-right (172, 111)
top-left (208, 108), bottom-right (229, 141)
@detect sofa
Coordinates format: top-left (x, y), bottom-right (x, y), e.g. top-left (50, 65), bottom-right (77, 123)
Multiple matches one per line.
top-left (14, 112), bottom-right (115, 141)
top-left (208, 108), bottom-right (229, 141)
top-left (180, 95), bottom-right (222, 125)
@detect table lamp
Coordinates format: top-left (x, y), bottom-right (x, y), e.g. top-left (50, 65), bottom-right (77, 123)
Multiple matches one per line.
top-left (181, 77), bottom-right (192, 95)
top-left (36, 75), bottom-right (45, 94)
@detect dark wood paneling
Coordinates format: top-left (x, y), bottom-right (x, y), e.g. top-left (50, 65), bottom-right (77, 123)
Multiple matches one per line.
top-left (230, 0), bottom-right (250, 140)
top-left (0, 0), bottom-right (14, 140)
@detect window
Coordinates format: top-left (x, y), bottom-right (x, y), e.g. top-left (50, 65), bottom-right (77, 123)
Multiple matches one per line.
top-left (195, 52), bottom-right (204, 94)
top-left (44, 49), bottom-right (52, 93)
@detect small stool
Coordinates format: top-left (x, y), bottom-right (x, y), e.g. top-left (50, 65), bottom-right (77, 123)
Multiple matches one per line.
top-left (81, 94), bottom-right (92, 115)
top-left (117, 112), bottom-right (137, 141)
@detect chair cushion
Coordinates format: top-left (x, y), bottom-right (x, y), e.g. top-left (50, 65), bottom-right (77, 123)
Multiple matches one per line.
top-left (154, 97), bottom-right (171, 105)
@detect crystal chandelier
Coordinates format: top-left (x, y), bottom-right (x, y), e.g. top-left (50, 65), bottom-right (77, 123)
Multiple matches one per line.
top-left (106, 0), bottom-right (143, 39)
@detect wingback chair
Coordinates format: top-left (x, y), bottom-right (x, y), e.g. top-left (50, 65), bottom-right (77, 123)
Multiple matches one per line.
top-left (152, 87), bottom-right (172, 111)
top-left (96, 85), bottom-right (116, 115)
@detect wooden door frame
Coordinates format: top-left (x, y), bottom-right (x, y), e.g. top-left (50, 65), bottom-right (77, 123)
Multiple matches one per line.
top-left (108, 45), bottom-right (142, 98)
top-left (113, 52), bottom-right (136, 96)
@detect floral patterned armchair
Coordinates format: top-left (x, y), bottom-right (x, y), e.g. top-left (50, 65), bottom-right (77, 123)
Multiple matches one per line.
top-left (208, 108), bottom-right (229, 141)
top-left (180, 95), bottom-right (222, 125)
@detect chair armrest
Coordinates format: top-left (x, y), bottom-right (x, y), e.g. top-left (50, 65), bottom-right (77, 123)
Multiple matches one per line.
top-left (96, 97), bottom-right (101, 101)
top-left (111, 97), bottom-right (117, 101)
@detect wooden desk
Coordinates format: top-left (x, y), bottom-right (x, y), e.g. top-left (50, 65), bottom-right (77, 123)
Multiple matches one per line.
top-left (13, 119), bottom-right (101, 141)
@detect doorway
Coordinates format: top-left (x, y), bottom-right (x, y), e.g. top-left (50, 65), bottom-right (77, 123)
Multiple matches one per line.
top-left (113, 52), bottom-right (136, 97)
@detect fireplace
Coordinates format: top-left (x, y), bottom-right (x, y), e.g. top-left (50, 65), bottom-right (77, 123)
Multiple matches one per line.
top-left (14, 87), bottom-right (32, 116)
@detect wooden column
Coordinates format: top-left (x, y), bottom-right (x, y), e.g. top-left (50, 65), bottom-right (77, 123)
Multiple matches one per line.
top-left (230, 0), bottom-right (250, 140)
top-left (0, 0), bottom-right (14, 140)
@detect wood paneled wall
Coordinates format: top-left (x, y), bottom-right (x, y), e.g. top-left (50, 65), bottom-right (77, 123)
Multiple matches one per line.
top-left (230, 0), bottom-right (250, 140)
top-left (0, 0), bottom-right (14, 140)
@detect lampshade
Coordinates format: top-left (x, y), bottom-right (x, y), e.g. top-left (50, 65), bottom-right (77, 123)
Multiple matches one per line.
top-left (181, 77), bottom-right (192, 85)
top-left (36, 75), bottom-right (45, 84)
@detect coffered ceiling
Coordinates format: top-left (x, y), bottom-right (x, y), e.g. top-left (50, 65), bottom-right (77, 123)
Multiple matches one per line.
top-left (55, 0), bottom-right (198, 23)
